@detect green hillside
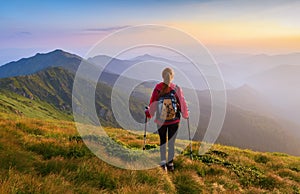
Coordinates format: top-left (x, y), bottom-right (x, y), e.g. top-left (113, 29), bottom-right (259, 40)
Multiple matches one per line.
top-left (0, 67), bottom-right (76, 113)
top-left (0, 67), bottom-right (146, 127)
top-left (0, 114), bottom-right (299, 193)
top-left (0, 90), bottom-right (71, 121)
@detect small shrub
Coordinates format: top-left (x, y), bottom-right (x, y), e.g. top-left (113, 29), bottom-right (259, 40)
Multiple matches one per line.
top-left (209, 150), bottom-right (228, 158)
top-left (145, 144), bottom-right (158, 150)
top-left (68, 135), bottom-right (83, 143)
top-left (197, 154), bottom-right (223, 165)
top-left (254, 155), bottom-right (269, 164)
top-left (66, 145), bottom-right (91, 158)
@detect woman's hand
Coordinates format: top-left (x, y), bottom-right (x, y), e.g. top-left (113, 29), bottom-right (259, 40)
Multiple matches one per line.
top-left (145, 107), bottom-right (151, 118)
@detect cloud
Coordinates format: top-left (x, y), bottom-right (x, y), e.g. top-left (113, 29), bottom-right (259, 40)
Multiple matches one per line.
top-left (85, 25), bottom-right (131, 32)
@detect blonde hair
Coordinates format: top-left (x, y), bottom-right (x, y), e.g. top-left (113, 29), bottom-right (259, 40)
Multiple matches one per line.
top-left (162, 67), bottom-right (174, 86)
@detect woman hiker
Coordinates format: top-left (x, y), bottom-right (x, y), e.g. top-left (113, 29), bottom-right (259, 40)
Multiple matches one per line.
top-left (145, 67), bottom-right (189, 171)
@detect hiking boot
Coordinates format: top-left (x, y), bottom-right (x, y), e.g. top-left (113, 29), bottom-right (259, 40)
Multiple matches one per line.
top-left (167, 162), bottom-right (174, 172)
top-left (160, 164), bottom-right (167, 172)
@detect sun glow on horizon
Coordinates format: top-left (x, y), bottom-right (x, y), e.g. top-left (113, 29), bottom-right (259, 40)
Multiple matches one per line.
top-left (167, 19), bottom-right (300, 54)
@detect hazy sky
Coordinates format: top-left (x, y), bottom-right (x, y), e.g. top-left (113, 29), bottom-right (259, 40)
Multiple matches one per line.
top-left (1, 0), bottom-right (300, 64)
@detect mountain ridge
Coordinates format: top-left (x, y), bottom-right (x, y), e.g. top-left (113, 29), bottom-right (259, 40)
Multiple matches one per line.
top-left (1, 49), bottom-right (300, 156)
top-left (0, 49), bottom-right (83, 78)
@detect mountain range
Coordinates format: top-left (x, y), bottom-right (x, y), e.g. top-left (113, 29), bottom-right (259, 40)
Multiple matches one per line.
top-left (0, 50), bottom-right (299, 156)
top-left (245, 65), bottom-right (300, 126)
top-left (219, 52), bottom-right (300, 87)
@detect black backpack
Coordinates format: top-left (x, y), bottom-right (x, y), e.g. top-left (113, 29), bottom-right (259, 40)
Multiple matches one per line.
top-left (156, 85), bottom-right (179, 122)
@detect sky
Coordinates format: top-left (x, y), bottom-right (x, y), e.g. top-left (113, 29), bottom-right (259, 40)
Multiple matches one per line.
top-left (1, 0), bottom-right (300, 64)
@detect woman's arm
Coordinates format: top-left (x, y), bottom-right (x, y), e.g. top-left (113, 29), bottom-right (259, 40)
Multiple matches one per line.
top-left (146, 85), bottom-right (159, 118)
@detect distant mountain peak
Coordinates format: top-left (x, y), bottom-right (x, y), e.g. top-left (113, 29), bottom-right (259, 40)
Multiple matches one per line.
top-left (227, 84), bottom-right (259, 98)
top-left (0, 49), bottom-right (83, 78)
top-left (35, 49), bottom-right (65, 56)
top-left (142, 53), bottom-right (152, 57)
top-left (237, 84), bottom-right (254, 91)
top-left (32, 49), bottom-right (81, 59)
top-left (131, 53), bottom-right (173, 62)
top-left (53, 49), bottom-right (64, 53)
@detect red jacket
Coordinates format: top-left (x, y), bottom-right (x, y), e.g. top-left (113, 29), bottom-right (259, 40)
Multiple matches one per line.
top-left (147, 82), bottom-right (189, 125)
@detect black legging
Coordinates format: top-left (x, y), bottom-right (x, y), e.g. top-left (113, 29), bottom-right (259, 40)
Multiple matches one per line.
top-left (158, 123), bottom-right (179, 163)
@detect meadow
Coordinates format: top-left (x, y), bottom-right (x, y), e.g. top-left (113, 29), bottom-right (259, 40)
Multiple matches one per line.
top-left (0, 112), bottom-right (299, 193)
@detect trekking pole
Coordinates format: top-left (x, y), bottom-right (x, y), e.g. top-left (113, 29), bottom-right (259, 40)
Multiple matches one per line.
top-left (187, 117), bottom-right (193, 160)
top-left (143, 107), bottom-right (148, 151)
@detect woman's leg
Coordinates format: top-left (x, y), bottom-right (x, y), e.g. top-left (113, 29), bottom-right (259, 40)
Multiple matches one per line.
top-left (158, 125), bottom-right (168, 164)
top-left (167, 123), bottom-right (179, 163)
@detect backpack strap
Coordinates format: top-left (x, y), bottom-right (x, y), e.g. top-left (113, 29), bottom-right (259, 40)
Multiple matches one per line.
top-left (170, 85), bottom-right (179, 97)
top-left (174, 85), bottom-right (179, 93)
top-left (173, 85), bottom-right (180, 109)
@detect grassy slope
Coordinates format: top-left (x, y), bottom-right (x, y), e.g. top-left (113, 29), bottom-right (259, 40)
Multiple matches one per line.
top-left (0, 67), bottom-right (147, 127)
top-left (0, 67), bottom-right (75, 112)
top-left (0, 90), bottom-right (72, 121)
top-left (0, 113), bottom-right (299, 193)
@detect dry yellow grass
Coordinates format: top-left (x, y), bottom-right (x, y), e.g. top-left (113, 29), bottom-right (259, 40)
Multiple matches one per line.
top-left (0, 113), bottom-right (299, 193)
